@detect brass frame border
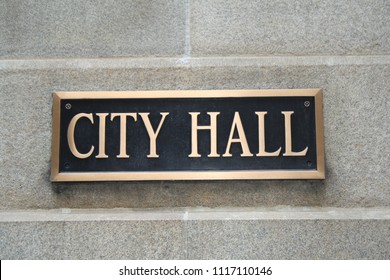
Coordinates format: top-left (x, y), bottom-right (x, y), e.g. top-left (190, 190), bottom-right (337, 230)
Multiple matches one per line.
top-left (51, 89), bottom-right (325, 182)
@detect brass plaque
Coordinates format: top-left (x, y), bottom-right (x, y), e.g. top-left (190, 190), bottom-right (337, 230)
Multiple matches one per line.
top-left (51, 89), bottom-right (324, 181)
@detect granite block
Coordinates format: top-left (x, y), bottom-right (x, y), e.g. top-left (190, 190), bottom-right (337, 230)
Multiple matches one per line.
top-left (187, 220), bottom-right (390, 259)
top-left (191, 0), bottom-right (390, 56)
top-left (0, 61), bottom-right (389, 209)
top-left (0, 0), bottom-right (185, 58)
top-left (1, 218), bottom-right (388, 259)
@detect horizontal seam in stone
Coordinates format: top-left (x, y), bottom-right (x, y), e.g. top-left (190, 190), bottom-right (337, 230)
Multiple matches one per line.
top-left (0, 207), bottom-right (389, 222)
top-left (0, 55), bottom-right (389, 70)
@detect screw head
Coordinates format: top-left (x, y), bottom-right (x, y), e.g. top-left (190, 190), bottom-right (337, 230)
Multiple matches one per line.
top-left (304, 101), bottom-right (310, 107)
top-left (65, 103), bottom-right (71, 109)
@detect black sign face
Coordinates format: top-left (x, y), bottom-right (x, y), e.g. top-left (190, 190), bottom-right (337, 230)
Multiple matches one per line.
top-left (51, 90), bottom-right (324, 181)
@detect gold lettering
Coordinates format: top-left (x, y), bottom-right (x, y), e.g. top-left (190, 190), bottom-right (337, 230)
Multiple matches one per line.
top-left (223, 112), bottom-right (253, 157)
top-left (282, 111), bottom-right (308, 156)
top-left (139, 112), bottom-right (169, 158)
top-left (255, 112), bottom-right (281, 157)
top-left (67, 113), bottom-right (94, 159)
top-left (110, 113), bottom-right (137, 158)
top-left (95, 113), bottom-right (109, 158)
top-left (188, 112), bottom-right (220, 158)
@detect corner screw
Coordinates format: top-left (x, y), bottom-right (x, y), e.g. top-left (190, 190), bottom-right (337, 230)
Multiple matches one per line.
top-left (304, 101), bottom-right (310, 107)
top-left (65, 103), bottom-right (71, 109)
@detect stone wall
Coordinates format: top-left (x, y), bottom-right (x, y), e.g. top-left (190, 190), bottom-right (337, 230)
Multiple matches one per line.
top-left (1, 0), bottom-right (389, 259)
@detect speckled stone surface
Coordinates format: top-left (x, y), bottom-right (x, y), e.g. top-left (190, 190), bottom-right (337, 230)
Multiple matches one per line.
top-left (0, 222), bottom-right (66, 259)
top-left (0, 61), bottom-right (389, 209)
top-left (1, 219), bottom-right (389, 259)
top-left (0, 0), bottom-right (185, 58)
top-left (191, 0), bottom-right (390, 56)
top-left (1, 0), bottom-right (389, 261)
top-left (187, 220), bottom-right (390, 259)
top-left (0, 221), bottom-right (186, 259)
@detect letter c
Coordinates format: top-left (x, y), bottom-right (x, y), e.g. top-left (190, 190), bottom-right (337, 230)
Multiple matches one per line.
top-left (67, 113), bottom-right (95, 158)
